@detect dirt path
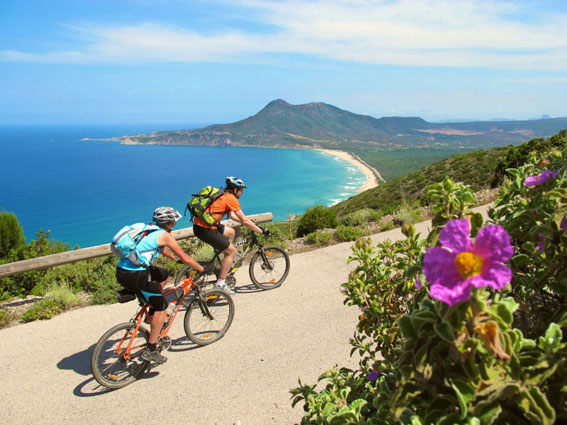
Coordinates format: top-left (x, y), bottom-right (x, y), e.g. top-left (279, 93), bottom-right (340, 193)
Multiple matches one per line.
top-left (0, 205), bottom-right (491, 425)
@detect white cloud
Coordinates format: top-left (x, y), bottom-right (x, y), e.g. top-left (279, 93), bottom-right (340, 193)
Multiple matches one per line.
top-left (1, 0), bottom-right (566, 70)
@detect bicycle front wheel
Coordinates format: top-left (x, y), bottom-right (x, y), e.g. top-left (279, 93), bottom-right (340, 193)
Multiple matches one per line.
top-left (249, 246), bottom-right (290, 290)
top-left (183, 289), bottom-right (234, 346)
top-left (91, 322), bottom-right (150, 389)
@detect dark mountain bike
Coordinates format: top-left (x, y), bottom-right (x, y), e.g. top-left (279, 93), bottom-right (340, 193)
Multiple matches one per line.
top-left (175, 231), bottom-right (290, 291)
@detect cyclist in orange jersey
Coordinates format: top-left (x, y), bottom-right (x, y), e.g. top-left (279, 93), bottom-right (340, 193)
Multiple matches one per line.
top-left (193, 177), bottom-right (268, 293)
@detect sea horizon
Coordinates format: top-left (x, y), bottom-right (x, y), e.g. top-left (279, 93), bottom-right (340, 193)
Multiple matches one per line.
top-left (0, 124), bottom-right (366, 248)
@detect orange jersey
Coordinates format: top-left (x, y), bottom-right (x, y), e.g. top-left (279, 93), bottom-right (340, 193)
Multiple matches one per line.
top-left (193, 192), bottom-right (241, 229)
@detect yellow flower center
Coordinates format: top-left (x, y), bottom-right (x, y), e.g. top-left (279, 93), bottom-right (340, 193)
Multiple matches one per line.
top-left (455, 252), bottom-right (483, 278)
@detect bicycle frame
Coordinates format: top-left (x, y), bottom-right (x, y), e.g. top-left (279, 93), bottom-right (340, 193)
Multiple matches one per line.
top-left (118, 272), bottom-right (199, 360)
top-left (215, 231), bottom-right (263, 275)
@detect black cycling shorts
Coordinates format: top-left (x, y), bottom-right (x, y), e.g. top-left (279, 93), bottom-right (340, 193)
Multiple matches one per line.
top-left (193, 224), bottom-right (230, 252)
top-left (116, 265), bottom-right (169, 311)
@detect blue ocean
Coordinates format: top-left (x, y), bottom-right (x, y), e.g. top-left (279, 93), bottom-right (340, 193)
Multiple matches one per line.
top-left (0, 124), bottom-right (365, 248)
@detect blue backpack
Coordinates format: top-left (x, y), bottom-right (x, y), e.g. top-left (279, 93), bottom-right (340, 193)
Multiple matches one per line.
top-left (110, 223), bottom-right (161, 267)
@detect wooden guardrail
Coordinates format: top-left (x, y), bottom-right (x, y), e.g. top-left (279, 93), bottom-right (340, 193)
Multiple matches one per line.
top-left (0, 212), bottom-right (273, 278)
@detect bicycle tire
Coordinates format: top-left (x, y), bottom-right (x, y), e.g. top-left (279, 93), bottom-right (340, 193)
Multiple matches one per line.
top-left (248, 246), bottom-right (290, 290)
top-left (91, 322), bottom-right (150, 389)
top-left (183, 289), bottom-right (234, 346)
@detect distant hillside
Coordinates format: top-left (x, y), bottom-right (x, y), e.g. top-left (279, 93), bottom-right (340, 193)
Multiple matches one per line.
top-left (332, 130), bottom-right (567, 219)
top-left (332, 147), bottom-right (509, 218)
top-left (120, 99), bottom-right (567, 149)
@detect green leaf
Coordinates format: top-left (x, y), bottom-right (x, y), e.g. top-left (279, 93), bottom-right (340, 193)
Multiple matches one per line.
top-left (399, 315), bottom-right (417, 339)
top-left (469, 212), bottom-right (484, 237)
top-left (539, 323), bottom-right (563, 352)
top-left (413, 309), bottom-right (439, 324)
top-left (471, 401), bottom-right (502, 424)
top-left (451, 379), bottom-right (476, 419)
top-left (511, 254), bottom-right (531, 268)
top-left (434, 320), bottom-right (455, 343)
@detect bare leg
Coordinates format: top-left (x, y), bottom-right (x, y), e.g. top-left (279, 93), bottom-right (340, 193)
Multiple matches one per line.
top-left (218, 226), bottom-right (236, 280)
top-left (148, 278), bottom-right (169, 344)
top-left (219, 244), bottom-right (236, 279)
top-left (148, 310), bottom-right (166, 344)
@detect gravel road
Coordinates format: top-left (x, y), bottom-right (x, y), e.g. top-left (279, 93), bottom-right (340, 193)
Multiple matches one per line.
top-left (0, 205), bottom-right (491, 425)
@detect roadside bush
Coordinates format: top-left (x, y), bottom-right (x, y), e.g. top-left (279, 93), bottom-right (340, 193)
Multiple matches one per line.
top-left (0, 211), bottom-right (26, 258)
top-left (0, 309), bottom-right (17, 329)
top-left (91, 285), bottom-right (120, 305)
top-left (335, 225), bottom-right (364, 242)
top-left (45, 283), bottom-right (81, 308)
top-left (297, 205), bottom-right (338, 237)
top-left (391, 205), bottom-right (420, 226)
top-left (292, 143), bottom-right (567, 424)
top-left (0, 229), bottom-right (71, 299)
top-left (305, 232), bottom-right (334, 247)
top-left (21, 298), bottom-right (66, 322)
top-left (340, 208), bottom-right (381, 227)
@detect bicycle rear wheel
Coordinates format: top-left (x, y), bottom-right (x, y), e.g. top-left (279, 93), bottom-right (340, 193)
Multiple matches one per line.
top-left (183, 289), bottom-right (234, 346)
top-left (249, 246), bottom-right (290, 290)
top-left (91, 322), bottom-right (150, 389)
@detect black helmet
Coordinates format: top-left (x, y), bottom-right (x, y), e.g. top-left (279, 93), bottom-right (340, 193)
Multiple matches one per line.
top-left (225, 176), bottom-right (246, 190)
top-left (152, 206), bottom-right (182, 226)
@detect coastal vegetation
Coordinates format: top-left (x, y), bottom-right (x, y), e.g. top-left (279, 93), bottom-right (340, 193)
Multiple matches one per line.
top-left (292, 130), bottom-right (567, 424)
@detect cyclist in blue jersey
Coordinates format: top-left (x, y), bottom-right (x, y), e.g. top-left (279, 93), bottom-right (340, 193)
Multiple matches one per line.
top-left (116, 206), bottom-right (205, 364)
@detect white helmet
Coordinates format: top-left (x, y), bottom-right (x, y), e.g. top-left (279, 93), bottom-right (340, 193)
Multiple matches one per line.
top-left (153, 207), bottom-right (181, 226)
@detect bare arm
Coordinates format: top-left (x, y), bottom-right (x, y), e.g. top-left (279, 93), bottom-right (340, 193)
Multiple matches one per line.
top-left (231, 210), bottom-right (264, 233)
top-left (157, 232), bottom-right (205, 272)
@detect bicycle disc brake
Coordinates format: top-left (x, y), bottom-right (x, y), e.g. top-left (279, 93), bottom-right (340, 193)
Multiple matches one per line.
top-left (261, 260), bottom-right (274, 272)
top-left (157, 335), bottom-right (172, 352)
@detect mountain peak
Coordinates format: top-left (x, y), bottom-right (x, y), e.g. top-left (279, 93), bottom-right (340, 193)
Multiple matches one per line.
top-left (265, 99), bottom-right (291, 108)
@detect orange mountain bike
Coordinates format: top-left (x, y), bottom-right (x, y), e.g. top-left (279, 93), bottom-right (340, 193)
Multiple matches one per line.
top-left (90, 271), bottom-right (234, 389)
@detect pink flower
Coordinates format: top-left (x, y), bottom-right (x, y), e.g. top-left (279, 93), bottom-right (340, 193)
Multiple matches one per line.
top-left (524, 170), bottom-right (558, 187)
top-left (422, 219), bottom-right (513, 307)
top-left (560, 215), bottom-right (567, 231)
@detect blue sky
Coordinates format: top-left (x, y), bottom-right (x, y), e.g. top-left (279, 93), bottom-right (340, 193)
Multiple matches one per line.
top-left (1, 0), bottom-right (566, 125)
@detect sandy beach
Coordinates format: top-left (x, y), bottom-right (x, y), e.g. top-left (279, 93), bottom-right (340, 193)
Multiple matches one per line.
top-left (317, 148), bottom-right (384, 192)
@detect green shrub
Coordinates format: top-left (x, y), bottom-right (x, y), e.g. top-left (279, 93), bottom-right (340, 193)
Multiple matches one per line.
top-left (340, 208), bottom-right (381, 226)
top-left (0, 229), bottom-right (71, 298)
top-left (297, 205), bottom-right (338, 237)
top-left (380, 221), bottom-right (394, 231)
top-left (0, 309), bottom-right (17, 328)
top-left (305, 232), bottom-right (334, 247)
top-left (0, 211), bottom-right (26, 258)
top-left (335, 225), bottom-right (364, 242)
top-left (292, 138), bottom-right (567, 424)
top-left (45, 283), bottom-right (81, 308)
top-left (192, 242), bottom-right (215, 262)
top-left (91, 286), bottom-right (119, 305)
top-left (391, 205), bottom-right (420, 225)
top-left (21, 298), bottom-right (65, 322)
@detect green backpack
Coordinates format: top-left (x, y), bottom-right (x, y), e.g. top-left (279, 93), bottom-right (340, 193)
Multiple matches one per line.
top-left (185, 185), bottom-right (228, 226)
